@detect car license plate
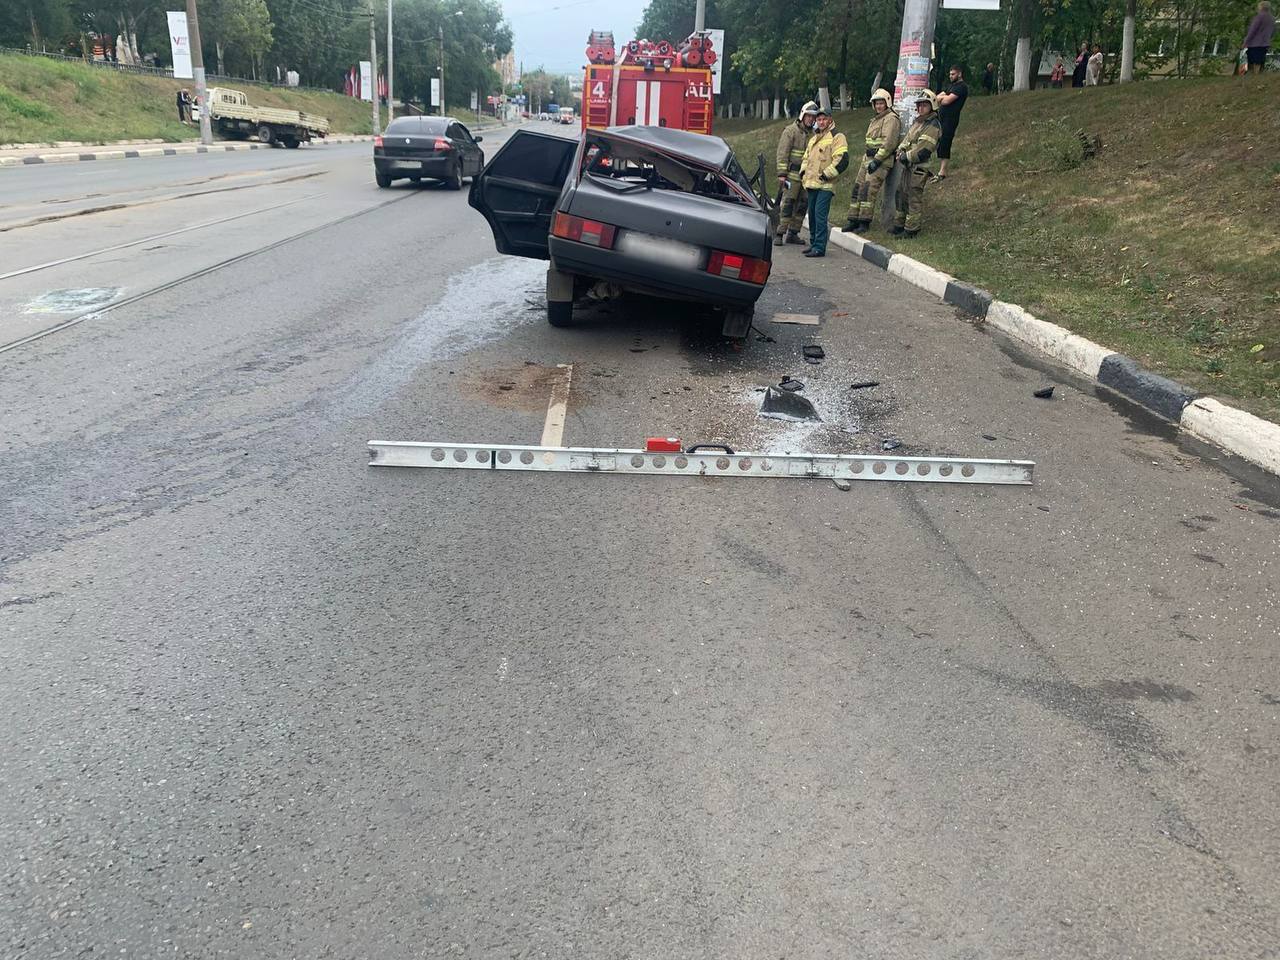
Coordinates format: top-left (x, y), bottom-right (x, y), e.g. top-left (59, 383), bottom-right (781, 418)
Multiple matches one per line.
top-left (390, 160), bottom-right (422, 170)
top-left (614, 231), bottom-right (704, 270)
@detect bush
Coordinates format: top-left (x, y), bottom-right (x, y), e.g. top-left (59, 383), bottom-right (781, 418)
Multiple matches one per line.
top-left (1011, 117), bottom-right (1091, 173)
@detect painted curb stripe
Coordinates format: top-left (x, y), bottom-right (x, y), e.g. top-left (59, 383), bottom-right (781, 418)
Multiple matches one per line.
top-left (861, 242), bottom-right (891, 269)
top-left (943, 280), bottom-right (992, 316)
top-left (1098, 355), bottom-right (1197, 422)
top-left (1182, 399), bottom-right (1280, 475)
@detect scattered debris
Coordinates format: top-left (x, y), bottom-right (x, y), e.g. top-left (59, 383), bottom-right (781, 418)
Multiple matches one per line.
top-left (881, 439), bottom-right (902, 451)
top-left (772, 312), bottom-right (820, 325)
top-left (802, 344), bottom-right (825, 364)
top-left (778, 377), bottom-right (804, 392)
top-left (1033, 386), bottom-right (1055, 399)
top-left (1037, 505), bottom-right (1050, 512)
top-left (760, 386), bottom-right (821, 422)
top-left (750, 323), bottom-right (776, 343)
top-left (832, 478), bottom-right (852, 491)
top-left (850, 380), bottom-right (880, 390)
top-left (831, 311), bottom-right (848, 317)
top-left (629, 347), bottom-right (646, 353)
top-left (982, 433), bottom-right (997, 441)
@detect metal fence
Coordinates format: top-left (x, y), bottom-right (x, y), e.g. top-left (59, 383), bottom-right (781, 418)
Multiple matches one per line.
top-left (0, 46), bottom-right (339, 95)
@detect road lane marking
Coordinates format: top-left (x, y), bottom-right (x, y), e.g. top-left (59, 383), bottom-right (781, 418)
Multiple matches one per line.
top-left (540, 363), bottom-right (574, 447)
top-left (0, 193), bottom-right (323, 281)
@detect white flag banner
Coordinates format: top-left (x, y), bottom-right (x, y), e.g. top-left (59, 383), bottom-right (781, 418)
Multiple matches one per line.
top-left (360, 60), bottom-right (373, 102)
top-left (942, 0), bottom-right (1000, 9)
top-left (706, 28), bottom-right (725, 95)
top-left (167, 11), bottom-right (192, 79)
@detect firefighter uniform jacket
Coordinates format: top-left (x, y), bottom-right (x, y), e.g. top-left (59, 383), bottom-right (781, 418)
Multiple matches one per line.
top-left (864, 110), bottom-right (902, 164)
top-left (800, 126), bottom-right (850, 192)
top-left (897, 114), bottom-right (942, 168)
top-left (775, 119), bottom-right (811, 176)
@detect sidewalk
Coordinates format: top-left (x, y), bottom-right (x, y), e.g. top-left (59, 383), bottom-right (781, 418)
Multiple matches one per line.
top-left (0, 135), bottom-right (377, 168)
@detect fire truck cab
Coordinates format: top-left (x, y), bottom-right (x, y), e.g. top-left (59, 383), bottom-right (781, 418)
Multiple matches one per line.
top-left (580, 32), bottom-right (716, 135)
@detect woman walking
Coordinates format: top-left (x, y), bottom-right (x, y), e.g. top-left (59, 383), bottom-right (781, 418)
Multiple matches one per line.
top-left (1072, 41), bottom-right (1089, 87)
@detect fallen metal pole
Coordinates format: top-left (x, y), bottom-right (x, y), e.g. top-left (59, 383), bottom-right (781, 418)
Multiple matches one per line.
top-left (368, 441), bottom-right (1034, 485)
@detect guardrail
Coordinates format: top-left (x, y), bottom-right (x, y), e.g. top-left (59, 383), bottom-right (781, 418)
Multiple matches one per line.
top-left (0, 46), bottom-right (337, 95)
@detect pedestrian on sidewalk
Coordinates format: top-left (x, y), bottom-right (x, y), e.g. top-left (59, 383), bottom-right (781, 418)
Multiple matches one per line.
top-left (891, 90), bottom-right (942, 239)
top-left (1051, 58), bottom-right (1066, 87)
top-left (935, 65), bottom-right (968, 180)
top-left (843, 88), bottom-right (901, 235)
top-left (1085, 45), bottom-right (1104, 85)
top-left (1072, 41), bottom-right (1090, 87)
top-left (1243, 1), bottom-right (1276, 74)
top-left (798, 107), bottom-right (849, 258)
top-left (774, 100), bottom-right (818, 246)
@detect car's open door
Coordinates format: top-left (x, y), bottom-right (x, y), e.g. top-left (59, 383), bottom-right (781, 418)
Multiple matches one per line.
top-left (468, 130), bottom-right (578, 260)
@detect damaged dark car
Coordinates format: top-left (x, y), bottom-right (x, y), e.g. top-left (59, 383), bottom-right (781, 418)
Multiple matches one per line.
top-left (468, 125), bottom-right (773, 337)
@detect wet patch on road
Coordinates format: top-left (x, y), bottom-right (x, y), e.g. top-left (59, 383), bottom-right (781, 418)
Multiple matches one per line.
top-left (457, 363), bottom-right (569, 412)
top-left (23, 287), bottom-right (121, 314)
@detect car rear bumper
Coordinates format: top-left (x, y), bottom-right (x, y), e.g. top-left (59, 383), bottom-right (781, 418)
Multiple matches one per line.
top-left (374, 155), bottom-right (454, 178)
top-left (549, 236), bottom-right (767, 309)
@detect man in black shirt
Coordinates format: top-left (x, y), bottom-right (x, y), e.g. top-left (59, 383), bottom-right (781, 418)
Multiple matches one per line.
top-left (935, 65), bottom-right (968, 179)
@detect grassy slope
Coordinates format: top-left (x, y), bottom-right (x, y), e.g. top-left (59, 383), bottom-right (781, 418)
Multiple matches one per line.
top-left (719, 77), bottom-right (1280, 421)
top-left (0, 53), bottom-right (375, 143)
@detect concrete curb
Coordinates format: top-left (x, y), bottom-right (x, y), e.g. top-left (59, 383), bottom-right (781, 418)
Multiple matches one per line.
top-left (0, 135), bottom-right (376, 168)
top-left (826, 227), bottom-right (1280, 477)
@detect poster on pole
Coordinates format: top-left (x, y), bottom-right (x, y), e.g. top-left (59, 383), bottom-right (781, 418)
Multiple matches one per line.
top-left (470, 90), bottom-right (478, 111)
top-left (942, 0), bottom-right (1000, 8)
top-left (360, 60), bottom-right (373, 101)
top-left (166, 11), bottom-right (192, 79)
top-left (706, 28), bottom-right (725, 95)
top-left (430, 78), bottom-right (441, 106)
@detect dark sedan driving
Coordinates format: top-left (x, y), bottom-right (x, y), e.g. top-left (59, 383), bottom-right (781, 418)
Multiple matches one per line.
top-left (373, 116), bottom-right (485, 189)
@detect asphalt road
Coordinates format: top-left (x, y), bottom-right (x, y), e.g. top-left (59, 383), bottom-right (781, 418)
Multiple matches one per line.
top-left (2, 132), bottom-right (1278, 959)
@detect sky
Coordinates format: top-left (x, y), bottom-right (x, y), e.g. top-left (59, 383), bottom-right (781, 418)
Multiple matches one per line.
top-left (500, 0), bottom-right (654, 76)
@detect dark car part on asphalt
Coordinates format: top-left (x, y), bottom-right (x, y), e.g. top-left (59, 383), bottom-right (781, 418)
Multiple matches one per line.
top-left (803, 345), bottom-right (825, 360)
top-left (850, 380), bottom-right (880, 390)
top-left (761, 386), bottom-right (821, 422)
top-left (882, 439), bottom-right (903, 451)
top-left (368, 440), bottom-right (1036, 484)
top-left (778, 377), bottom-right (804, 392)
top-left (373, 116), bottom-right (484, 189)
top-left (1034, 385), bottom-right (1056, 399)
top-left (469, 126), bottom-right (772, 338)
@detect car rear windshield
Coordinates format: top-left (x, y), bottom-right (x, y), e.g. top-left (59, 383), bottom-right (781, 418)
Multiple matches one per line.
top-left (386, 117), bottom-right (450, 135)
top-left (580, 135), bottom-right (757, 207)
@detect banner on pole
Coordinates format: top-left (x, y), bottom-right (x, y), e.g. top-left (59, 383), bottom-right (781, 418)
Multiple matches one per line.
top-left (706, 28), bottom-right (725, 95)
top-left (942, 0), bottom-right (1000, 9)
top-left (470, 90), bottom-right (478, 111)
top-left (166, 11), bottom-right (192, 79)
top-left (360, 60), bottom-right (373, 102)
top-left (430, 78), bottom-right (441, 106)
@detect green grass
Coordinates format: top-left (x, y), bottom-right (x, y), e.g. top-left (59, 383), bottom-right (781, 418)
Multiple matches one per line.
top-left (719, 79), bottom-right (1280, 421)
top-left (0, 53), bottom-right (376, 144)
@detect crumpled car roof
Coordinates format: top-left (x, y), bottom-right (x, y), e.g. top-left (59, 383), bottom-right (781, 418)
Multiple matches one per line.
top-left (600, 125), bottom-right (734, 170)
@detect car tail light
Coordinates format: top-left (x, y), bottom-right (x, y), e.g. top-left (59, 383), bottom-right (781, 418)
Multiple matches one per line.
top-left (707, 250), bottom-right (770, 284)
top-left (434, 138), bottom-right (452, 151)
top-left (552, 212), bottom-right (617, 249)
top-left (373, 135), bottom-right (383, 147)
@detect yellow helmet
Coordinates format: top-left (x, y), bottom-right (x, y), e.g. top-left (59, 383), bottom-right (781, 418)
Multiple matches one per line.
top-left (914, 89), bottom-right (938, 111)
top-left (869, 88), bottom-right (893, 107)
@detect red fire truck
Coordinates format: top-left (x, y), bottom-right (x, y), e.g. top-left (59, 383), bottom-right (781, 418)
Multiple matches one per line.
top-left (580, 31), bottom-right (717, 135)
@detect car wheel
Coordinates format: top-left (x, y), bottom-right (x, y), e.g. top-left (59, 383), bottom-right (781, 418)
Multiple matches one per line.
top-left (282, 137), bottom-right (300, 149)
top-left (547, 299), bottom-right (573, 327)
top-left (257, 124), bottom-right (274, 145)
top-left (375, 171), bottom-right (392, 188)
top-left (447, 160), bottom-right (463, 191)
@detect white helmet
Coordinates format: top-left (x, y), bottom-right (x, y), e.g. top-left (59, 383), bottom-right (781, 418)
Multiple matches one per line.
top-left (869, 87), bottom-right (893, 107)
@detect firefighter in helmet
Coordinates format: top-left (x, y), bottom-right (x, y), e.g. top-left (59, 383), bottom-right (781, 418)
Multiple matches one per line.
top-left (892, 90), bottom-right (942, 238)
top-left (842, 88), bottom-right (901, 235)
top-left (774, 100), bottom-right (819, 245)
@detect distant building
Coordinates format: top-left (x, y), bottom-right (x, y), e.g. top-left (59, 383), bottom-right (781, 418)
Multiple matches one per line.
top-left (493, 50), bottom-right (517, 87)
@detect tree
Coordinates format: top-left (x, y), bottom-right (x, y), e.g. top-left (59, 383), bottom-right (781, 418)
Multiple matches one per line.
top-left (205, 0), bottom-right (274, 77)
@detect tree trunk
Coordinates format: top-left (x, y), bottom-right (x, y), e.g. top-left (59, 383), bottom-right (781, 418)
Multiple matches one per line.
top-left (1012, 0), bottom-right (1034, 90)
top-left (838, 82), bottom-right (848, 111)
top-left (772, 87), bottom-right (781, 119)
top-left (1120, 0), bottom-right (1136, 82)
top-left (817, 65), bottom-right (831, 111)
top-left (216, 41), bottom-right (225, 76)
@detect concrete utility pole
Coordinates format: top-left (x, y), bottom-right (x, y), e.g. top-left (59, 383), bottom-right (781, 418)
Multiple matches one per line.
top-left (884, 0), bottom-right (939, 227)
top-left (695, 0), bottom-right (705, 33)
top-left (438, 25), bottom-right (445, 115)
top-left (368, 2), bottom-right (380, 134)
top-left (387, 0), bottom-right (394, 118)
top-left (185, 0), bottom-right (212, 145)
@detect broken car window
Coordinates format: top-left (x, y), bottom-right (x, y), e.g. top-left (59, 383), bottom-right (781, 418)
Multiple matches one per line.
top-left (581, 137), bottom-right (757, 207)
